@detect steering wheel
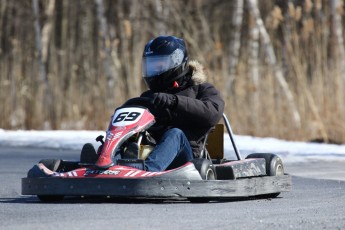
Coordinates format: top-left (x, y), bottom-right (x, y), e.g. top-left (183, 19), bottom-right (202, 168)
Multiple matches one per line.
top-left (121, 97), bottom-right (153, 108)
top-left (121, 97), bottom-right (172, 126)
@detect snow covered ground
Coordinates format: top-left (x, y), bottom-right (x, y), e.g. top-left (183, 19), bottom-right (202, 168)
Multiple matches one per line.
top-left (1, 129), bottom-right (345, 163)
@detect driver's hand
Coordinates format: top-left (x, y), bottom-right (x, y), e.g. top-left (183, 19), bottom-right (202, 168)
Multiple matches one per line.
top-left (150, 93), bottom-right (177, 109)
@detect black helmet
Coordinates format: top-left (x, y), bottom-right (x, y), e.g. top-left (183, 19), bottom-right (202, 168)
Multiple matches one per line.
top-left (142, 36), bottom-right (189, 92)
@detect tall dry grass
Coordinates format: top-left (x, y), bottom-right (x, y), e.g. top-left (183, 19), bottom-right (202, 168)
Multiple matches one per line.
top-left (0, 0), bottom-right (344, 143)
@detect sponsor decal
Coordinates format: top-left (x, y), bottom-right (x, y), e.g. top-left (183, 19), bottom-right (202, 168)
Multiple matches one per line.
top-left (114, 126), bottom-right (126, 131)
top-left (106, 131), bottom-right (114, 140)
top-left (84, 169), bottom-right (121, 176)
top-left (113, 132), bottom-right (123, 139)
top-left (106, 131), bottom-right (123, 140)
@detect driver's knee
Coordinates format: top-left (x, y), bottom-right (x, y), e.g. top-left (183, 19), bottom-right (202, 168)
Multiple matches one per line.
top-left (162, 128), bottom-right (184, 139)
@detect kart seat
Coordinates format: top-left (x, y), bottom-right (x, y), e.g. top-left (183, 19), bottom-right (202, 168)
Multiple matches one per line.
top-left (203, 124), bottom-right (224, 160)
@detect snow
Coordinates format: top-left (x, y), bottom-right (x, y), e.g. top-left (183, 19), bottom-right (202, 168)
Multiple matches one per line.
top-left (224, 135), bottom-right (345, 162)
top-left (0, 129), bottom-right (345, 163)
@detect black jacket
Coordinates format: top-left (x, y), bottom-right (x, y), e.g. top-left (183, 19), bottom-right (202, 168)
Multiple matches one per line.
top-left (140, 61), bottom-right (224, 157)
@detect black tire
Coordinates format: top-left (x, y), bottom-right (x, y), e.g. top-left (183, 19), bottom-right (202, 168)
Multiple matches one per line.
top-left (80, 143), bottom-right (99, 164)
top-left (39, 159), bottom-right (61, 171)
top-left (192, 158), bottom-right (216, 180)
top-left (36, 160), bottom-right (65, 202)
top-left (246, 153), bottom-right (284, 176)
top-left (246, 153), bottom-right (284, 198)
top-left (37, 195), bottom-right (64, 202)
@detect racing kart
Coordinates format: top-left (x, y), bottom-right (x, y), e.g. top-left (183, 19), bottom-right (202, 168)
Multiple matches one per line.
top-left (21, 97), bottom-right (291, 202)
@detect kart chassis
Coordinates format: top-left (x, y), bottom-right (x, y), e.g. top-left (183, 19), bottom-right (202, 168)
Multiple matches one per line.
top-left (22, 112), bottom-right (292, 201)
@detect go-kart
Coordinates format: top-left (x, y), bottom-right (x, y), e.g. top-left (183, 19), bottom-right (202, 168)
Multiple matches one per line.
top-left (21, 97), bottom-right (291, 202)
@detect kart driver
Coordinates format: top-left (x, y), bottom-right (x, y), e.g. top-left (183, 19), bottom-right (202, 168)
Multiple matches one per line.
top-left (139, 35), bottom-right (224, 172)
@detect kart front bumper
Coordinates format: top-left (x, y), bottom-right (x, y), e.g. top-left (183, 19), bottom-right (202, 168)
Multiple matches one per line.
top-left (22, 174), bottom-right (291, 198)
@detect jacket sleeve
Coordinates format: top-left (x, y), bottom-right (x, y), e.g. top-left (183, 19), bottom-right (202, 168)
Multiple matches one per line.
top-left (171, 83), bottom-right (224, 127)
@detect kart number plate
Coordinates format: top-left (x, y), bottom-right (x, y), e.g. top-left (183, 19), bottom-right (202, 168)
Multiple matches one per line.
top-left (112, 107), bottom-right (145, 126)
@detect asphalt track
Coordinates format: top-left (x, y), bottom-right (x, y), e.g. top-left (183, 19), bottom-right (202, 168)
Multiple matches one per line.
top-left (1, 147), bottom-right (345, 230)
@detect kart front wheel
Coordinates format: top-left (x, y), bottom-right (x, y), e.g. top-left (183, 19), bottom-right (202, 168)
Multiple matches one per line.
top-left (39, 159), bottom-right (61, 171)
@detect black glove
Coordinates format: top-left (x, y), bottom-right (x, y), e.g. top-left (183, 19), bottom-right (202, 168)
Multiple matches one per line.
top-left (150, 93), bottom-right (177, 109)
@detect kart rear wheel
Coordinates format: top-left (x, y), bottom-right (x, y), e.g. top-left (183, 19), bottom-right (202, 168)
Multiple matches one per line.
top-left (37, 195), bottom-right (64, 202)
top-left (246, 153), bottom-right (284, 198)
top-left (191, 158), bottom-right (216, 180)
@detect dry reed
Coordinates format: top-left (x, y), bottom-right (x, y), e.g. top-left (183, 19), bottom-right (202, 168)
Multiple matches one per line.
top-left (0, 0), bottom-right (344, 143)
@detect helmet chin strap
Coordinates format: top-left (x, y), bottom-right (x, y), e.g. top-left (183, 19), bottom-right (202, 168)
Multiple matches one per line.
top-left (163, 66), bottom-right (191, 92)
top-left (171, 65), bottom-right (190, 89)
top-left (162, 82), bottom-right (179, 92)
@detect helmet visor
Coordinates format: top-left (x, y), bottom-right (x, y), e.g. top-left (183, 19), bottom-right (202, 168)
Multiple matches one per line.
top-left (142, 49), bottom-right (184, 78)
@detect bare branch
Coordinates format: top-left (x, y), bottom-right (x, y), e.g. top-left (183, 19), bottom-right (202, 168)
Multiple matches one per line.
top-left (247, 0), bottom-right (301, 127)
top-left (226, 0), bottom-right (244, 93)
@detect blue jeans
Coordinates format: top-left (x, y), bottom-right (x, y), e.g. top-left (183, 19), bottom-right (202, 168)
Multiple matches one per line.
top-left (145, 128), bottom-right (194, 172)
